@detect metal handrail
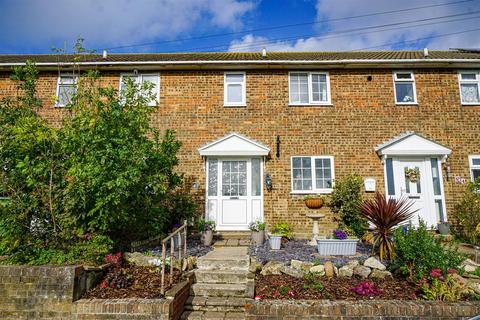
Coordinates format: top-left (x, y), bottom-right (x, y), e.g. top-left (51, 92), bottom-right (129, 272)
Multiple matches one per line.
top-left (161, 220), bottom-right (188, 295)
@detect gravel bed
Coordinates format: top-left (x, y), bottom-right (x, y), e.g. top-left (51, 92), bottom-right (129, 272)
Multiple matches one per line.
top-left (141, 236), bottom-right (213, 258)
top-left (250, 239), bottom-right (371, 266)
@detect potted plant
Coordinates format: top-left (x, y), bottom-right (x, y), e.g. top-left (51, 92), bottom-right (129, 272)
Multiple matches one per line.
top-left (438, 221), bottom-right (450, 235)
top-left (249, 220), bottom-right (266, 246)
top-left (316, 229), bottom-right (359, 256)
top-left (198, 219), bottom-right (216, 246)
top-left (303, 195), bottom-right (325, 209)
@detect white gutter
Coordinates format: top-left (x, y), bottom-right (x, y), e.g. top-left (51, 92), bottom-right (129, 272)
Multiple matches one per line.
top-left (1, 58), bottom-right (480, 66)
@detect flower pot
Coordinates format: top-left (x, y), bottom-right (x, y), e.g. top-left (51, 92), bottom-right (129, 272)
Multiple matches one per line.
top-left (304, 198), bottom-right (324, 209)
top-left (269, 235), bottom-right (282, 250)
top-left (201, 230), bottom-right (213, 246)
top-left (316, 238), bottom-right (358, 256)
top-left (438, 223), bottom-right (450, 235)
top-left (252, 230), bottom-right (265, 246)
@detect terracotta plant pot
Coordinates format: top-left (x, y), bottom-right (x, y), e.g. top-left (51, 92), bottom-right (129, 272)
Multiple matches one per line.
top-left (201, 230), bottom-right (213, 246)
top-left (304, 198), bottom-right (324, 209)
top-left (251, 230), bottom-right (265, 246)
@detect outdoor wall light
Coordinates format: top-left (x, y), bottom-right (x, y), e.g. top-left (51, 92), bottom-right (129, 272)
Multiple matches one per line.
top-left (276, 135), bottom-right (281, 158)
top-left (265, 173), bottom-right (273, 191)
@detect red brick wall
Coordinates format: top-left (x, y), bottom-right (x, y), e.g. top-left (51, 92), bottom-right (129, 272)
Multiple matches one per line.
top-left (1, 68), bottom-right (479, 236)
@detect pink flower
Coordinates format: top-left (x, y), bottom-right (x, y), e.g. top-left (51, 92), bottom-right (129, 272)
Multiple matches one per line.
top-left (288, 290), bottom-right (296, 298)
top-left (429, 268), bottom-right (443, 279)
top-left (447, 268), bottom-right (457, 274)
top-left (101, 280), bottom-right (107, 289)
top-left (255, 296), bottom-right (262, 301)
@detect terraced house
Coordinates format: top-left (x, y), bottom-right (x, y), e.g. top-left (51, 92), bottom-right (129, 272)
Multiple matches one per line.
top-left (1, 50), bottom-right (479, 237)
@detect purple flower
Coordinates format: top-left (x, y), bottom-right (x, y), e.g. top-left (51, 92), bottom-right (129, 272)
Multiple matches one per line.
top-left (333, 229), bottom-right (348, 240)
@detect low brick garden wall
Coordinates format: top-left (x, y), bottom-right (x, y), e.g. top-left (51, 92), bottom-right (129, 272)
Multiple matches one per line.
top-left (245, 300), bottom-right (480, 320)
top-left (73, 274), bottom-right (193, 320)
top-left (0, 264), bottom-right (192, 320)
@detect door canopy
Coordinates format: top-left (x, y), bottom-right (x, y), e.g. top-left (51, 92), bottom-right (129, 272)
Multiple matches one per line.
top-left (375, 131), bottom-right (451, 159)
top-left (198, 132), bottom-right (270, 156)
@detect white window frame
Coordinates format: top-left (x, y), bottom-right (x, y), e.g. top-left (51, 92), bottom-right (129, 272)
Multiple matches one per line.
top-left (288, 71), bottom-right (331, 106)
top-left (119, 73), bottom-right (160, 106)
top-left (469, 155), bottom-right (480, 182)
top-left (393, 71), bottom-right (417, 105)
top-left (224, 72), bottom-right (246, 107)
top-left (55, 74), bottom-right (78, 107)
top-left (290, 155), bottom-right (335, 194)
top-left (458, 71), bottom-right (480, 105)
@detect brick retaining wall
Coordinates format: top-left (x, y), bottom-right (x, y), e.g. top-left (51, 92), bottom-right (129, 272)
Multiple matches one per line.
top-left (245, 300), bottom-right (480, 320)
top-left (0, 265), bottom-right (192, 320)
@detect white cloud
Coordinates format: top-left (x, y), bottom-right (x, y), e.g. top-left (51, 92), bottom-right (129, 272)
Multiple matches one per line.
top-left (0, 0), bottom-right (255, 52)
top-left (228, 0), bottom-right (480, 52)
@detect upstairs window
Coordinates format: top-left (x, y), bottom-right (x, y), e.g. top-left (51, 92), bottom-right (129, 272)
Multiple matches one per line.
top-left (393, 71), bottom-right (417, 104)
top-left (459, 72), bottom-right (480, 105)
top-left (289, 72), bottom-right (330, 105)
top-left (56, 74), bottom-right (77, 107)
top-left (224, 72), bottom-right (246, 106)
top-left (470, 155), bottom-right (480, 182)
top-left (291, 156), bottom-right (334, 193)
top-left (120, 73), bottom-right (160, 106)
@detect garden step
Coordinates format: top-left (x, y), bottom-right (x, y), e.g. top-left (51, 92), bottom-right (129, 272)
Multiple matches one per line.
top-left (197, 247), bottom-right (249, 271)
top-left (190, 283), bottom-right (249, 297)
top-left (185, 296), bottom-right (249, 312)
top-left (194, 269), bottom-right (251, 284)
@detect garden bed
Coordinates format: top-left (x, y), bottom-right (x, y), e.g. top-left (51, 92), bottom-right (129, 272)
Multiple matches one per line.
top-left (255, 274), bottom-right (419, 300)
top-left (82, 264), bottom-right (182, 299)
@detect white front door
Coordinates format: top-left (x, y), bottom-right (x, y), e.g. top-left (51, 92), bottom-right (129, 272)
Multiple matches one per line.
top-left (206, 158), bottom-right (263, 231)
top-left (390, 157), bottom-right (446, 228)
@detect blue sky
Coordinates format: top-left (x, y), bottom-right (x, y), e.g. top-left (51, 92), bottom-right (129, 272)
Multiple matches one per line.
top-left (0, 0), bottom-right (479, 54)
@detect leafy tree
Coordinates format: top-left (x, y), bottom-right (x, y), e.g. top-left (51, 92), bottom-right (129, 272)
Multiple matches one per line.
top-left (452, 178), bottom-right (480, 245)
top-left (0, 62), bottom-right (195, 265)
top-left (329, 174), bottom-right (367, 238)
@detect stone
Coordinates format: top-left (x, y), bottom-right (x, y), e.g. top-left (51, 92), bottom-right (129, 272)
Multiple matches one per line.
top-left (123, 252), bottom-right (153, 267)
top-left (451, 274), bottom-right (476, 295)
top-left (260, 261), bottom-right (284, 276)
top-left (290, 259), bottom-right (313, 272)
top-left (281, 266), bottom-right (305, 279)
top-left (309, 265), bottom-right (325, 276)
top-left (324, 261), bottom-right (335, 278)
top-left (338, 265), bottom-right (354, 277)
top-left (346, 260), bottom-right (359, 268)
top-left (369, 269), bottom-right (393, 280)
top-left (363, 257), bottom-right (386, 270)
top-left (462, 258), bottom-right (480, 273)
top-left (353, 265), bottom-right (371, 278)
top-left (249, 257), bottom-right (263, 273)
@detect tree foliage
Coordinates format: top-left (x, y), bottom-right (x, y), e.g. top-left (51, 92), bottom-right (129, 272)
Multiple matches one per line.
top-left (452, 178), bottom-right (480, 245)
top-left (0, 62), bottom-right (195, 265)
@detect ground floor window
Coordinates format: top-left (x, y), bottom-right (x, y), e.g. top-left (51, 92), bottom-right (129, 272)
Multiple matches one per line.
top-left (469, 155), bottom-right (480, 182)
top-left (291, 156), bottom-right (334, 193)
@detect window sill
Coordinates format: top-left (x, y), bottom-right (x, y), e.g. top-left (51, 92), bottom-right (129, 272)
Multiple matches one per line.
top-left (395, 103), bottom-right (418, 106)
top-left (224, 104), bottom-right (247, 108)
top-left (462, 103), bottom-right (480, 106)
top-left (289, 103), bottom-right (333, 107)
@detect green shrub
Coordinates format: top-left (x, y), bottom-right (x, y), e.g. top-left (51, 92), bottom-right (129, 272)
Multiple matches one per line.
top-left (421, 274), bottom-right (463, 302)
top-left (329, 174), bottom-right (367, 238)
top-left (452, 179), bottom-right (480, 245)
top-left (272, 222), bottom-right (293, 240)
top-left (0, 59), bottom-right (195, 265)
top-left (392, 221), bottom-right (464, 280)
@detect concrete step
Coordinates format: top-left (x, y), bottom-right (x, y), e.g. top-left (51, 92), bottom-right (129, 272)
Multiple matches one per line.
top-left (197, 247), bottom-right (249, 271)
top-left (194, 269), bottom-right (251, 284)
top-left (190, 283), bottom-right (249, 297)
top-left (185, 296), bottom-right (248, 312)
top-left (181, 310), bottom-right (244, 320)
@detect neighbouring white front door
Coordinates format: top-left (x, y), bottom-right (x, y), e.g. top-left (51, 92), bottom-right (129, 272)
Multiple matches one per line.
top-left (389, 157), bottom-right (446, 228)
top-left (206, 158), bottom-right (263, 231)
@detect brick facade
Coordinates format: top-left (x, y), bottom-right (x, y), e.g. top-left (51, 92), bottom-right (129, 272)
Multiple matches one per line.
top-left (1, 66), bottom-right (479, 236)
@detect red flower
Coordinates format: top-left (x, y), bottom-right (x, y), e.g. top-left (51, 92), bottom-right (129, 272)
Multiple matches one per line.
top-left (447, 268), bottom-right (457, 274)
top-left (429, 268), bottom-right (443, 279)
top-left (101, 280), bottom-right (107, 289)
top-left (288, 290), bottom-right (296, 298)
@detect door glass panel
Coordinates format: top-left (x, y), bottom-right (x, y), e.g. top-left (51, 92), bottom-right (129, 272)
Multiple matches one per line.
top-left (386, 158), bottom-right (395, 196)
top-left (207, 159), bottom-right (218, 196)
top-left (430, 158), bottom-right (441, 196)
top-left (222, 161), bottom-right (247, 196)
top-left (252, 159), bottom-right (261, 196)
top-left (404, 166), bottom-right (421, 194)
top-left (435, 199), bottom-right (445, 222)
